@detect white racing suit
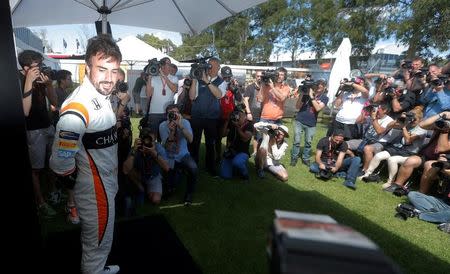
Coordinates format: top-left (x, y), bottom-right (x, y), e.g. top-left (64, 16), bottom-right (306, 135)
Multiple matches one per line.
top-left (50, 76), bottom-right (118, 274)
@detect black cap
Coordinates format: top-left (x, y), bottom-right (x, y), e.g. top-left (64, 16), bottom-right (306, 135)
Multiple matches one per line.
top-left (221, 66), bottom-right (233, 78)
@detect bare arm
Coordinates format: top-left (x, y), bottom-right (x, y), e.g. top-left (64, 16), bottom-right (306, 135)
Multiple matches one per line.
top-left (333, 152), bottom-right (346, 171)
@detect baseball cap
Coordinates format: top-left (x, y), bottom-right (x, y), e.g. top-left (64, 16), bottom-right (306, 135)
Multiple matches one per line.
top-left (278, 125), bottom-right (289, 138)
top-left (221, 66), bottom-right (233, 78)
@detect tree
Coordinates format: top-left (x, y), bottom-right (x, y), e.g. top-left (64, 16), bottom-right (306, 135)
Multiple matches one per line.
top-left (137, 34), bottom-right (177, 55)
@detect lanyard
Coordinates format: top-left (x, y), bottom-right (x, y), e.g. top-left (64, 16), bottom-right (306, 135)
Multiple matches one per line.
top-left (161, 76), bottom-right (167, 96)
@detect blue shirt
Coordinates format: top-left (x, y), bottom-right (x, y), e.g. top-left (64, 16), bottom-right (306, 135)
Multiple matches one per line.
top-left (295, 93), bottom-right (329, 127)
top-left (159, 119), bottom-right (192, 168)
top-left (421, 87), bottom-right (450, 118)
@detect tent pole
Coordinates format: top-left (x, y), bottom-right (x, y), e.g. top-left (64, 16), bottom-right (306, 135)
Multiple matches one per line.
top-left (102, 13), bottom-right (107, 34)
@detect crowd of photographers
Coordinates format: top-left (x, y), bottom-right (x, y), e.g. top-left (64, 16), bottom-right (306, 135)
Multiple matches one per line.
top-left (20, 48), bottom-right (448, 233)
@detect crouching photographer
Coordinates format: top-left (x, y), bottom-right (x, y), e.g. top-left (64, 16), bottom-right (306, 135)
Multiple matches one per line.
top-left (159, 104), bottom-right (198, 206)
top-left (219, 109), bottom-right (253, 181)
top-left (123, 127), bottom-right (169, 206)
top-left (310, 130), bottom-right (361, 190)
top-left (254, 122), bottom-right (289, 181)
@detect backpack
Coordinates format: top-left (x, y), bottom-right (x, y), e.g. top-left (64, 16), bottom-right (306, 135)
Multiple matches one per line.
top-left (220, 90), bottom-right (235, 119)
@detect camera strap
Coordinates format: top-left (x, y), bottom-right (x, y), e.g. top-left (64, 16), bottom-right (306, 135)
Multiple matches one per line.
top-left (161, 76), bottom-right (167, 96)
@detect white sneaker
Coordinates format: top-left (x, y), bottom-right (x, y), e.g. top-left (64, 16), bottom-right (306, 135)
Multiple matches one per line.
top-left (101, 265), bottom-right (120, 274)
top-left (357, 171), bottom-right (369, 181)
top-left (382, 182), bottom-right (392, 189)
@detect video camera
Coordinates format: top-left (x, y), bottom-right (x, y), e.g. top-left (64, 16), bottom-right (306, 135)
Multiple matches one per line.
top-left (261, 70), bottom-right (278, 84)
top-left (139, 127), bottom-right (153, 149)
top-left (298, 74), bottom-right (315, 94)
top-left (184, 56), bottom-right (212, 80)
top-left (144, 58), bottom-right (162, 76)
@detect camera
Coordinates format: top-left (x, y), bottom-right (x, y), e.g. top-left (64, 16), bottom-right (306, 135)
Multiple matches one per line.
top-left (401, 60), bottom-right (413, 70)
top-left (413, 68), bottom-right (428, 78)
top-left (139, 127), bottom-right (153, 149)
top-left (190, 60), bottom-right (212, 80)
top-left (430, 75), bottom-right (449, 87)
top-left (298, 75), bottom-right (315, 94)
top-left (115, 80), bottom-right (128, 93)
top-left (223, 147), bottom-right (237, 159)
top-left (394, 203), bottom-right (418, 220)
top-left (230, 110), bottom-right (241, 123)
top-left (261, 70), bottom-right (278, 84)
top-left (434, 114), bottom-right (450, 130)
top-left (397, 112), bottom-right (415, 125)
top-left (317, 167), bottom-right (333, 180)
top-left (144, 58), bottom-right (161, 76)
top-left (363, 104), bottom-right (379, 113)
top-left (37, 63), bottom-right (56, 81)
top-left (183, 78), bottom-right (192, 89)
top-left (431, 160), bottom-right (450, 170)
top-left (168, 111), bottom-right (178, 122)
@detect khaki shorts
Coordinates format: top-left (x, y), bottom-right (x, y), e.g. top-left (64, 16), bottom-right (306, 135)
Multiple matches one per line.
top-left (26, 126), bottom-right (55, 169)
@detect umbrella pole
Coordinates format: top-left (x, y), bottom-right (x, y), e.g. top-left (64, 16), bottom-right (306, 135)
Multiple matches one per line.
top-left (102, 14), bottom-right (107, 34)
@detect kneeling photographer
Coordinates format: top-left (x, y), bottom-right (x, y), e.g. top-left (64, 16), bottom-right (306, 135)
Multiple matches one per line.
top-left (159, 104), bottom-right (198, 205)
top-left (123, 127), bottom-right (169, 206)
top-left (254, 122), bottom-right (289, 181)
top-left (310, 130), bottom-right (361, 190)
top-left (219, 109), bottom-right (253, 181)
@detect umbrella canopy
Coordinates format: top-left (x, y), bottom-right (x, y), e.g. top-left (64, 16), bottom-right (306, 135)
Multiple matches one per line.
top-left (326, 37), bottom-right (352, 107)
top-left (10, 0), bottom-right (267, 35)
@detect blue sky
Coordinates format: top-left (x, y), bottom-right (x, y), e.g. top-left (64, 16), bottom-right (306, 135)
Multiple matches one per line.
top-left (30, 24), bottom-right (182, 54)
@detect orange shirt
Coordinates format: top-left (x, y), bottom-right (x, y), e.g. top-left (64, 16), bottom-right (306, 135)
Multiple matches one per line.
top-left (260, 83), bottom-right (290, 120)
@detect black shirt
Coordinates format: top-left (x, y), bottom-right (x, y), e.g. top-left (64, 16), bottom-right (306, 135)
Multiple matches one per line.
top-left (20, 72), bottom-right (51, 130)
top-left (227, 121), bottom-right (254, 155)
top-left (316, 136), bottom-right (348, 164)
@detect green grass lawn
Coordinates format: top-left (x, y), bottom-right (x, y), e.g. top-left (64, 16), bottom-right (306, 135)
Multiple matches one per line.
top-left (42, 115), bottom-right (450, 274)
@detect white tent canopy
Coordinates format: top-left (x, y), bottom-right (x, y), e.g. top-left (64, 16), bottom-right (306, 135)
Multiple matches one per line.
top-left (117, 35), bottom-right (178, 67)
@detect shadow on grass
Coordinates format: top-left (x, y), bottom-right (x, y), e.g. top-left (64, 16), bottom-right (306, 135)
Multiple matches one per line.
top-left (158, 155), bottom-right (449, 274)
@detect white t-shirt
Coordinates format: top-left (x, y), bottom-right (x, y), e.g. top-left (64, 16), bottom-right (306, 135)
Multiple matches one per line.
top-left (335, 92), bottom-right (368, 124)
top-left (149, 74), bottom-right (178, 114)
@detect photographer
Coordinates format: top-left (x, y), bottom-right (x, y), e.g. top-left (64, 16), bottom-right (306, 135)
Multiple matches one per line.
top-left (159, 104), bottom-right (198, 205)
top-left (385, 111), bottom-right (450, 194)
top-left (378, 79), bottom-right (416, 119)
top-left (360, 109), bottom-right (427, 185)
top-left (290, 79), bottom-right (329, 167)
top-left (404, 57), bottom-right (426, 94)
top-left (144, 57), bottom-right (178, 136)
top-left (254, 122), bottom-right (289, 181)
top-left (328, 76), bottom-right (369, 140)
top-left (419, 73), bottom-right (450, 119)
top-left (404, 186), bottom-right (450, 225)
top-left (259, 67), bottom-right (290, 125)
top-left (123, 128), bottom-right (169, 205)
top-left (310, 130), bottom-right (361, 190)
top-left (244, 70), bottom-right (263, 155)
top-left (19, 50), bottom-right (59, 218)
top-left (189, 57), bottom-right (228, 176)
top-left (175, 77), bottom-right (193, 120)
top-left (219, 109), bottom-right (253, 181)
top-left (347, 104), bottom-right (394, 176)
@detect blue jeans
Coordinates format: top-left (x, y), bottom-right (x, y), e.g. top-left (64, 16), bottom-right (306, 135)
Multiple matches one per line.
top-left (168, 154), bottom-right (198, 195)
top-left (408, 191), bottom-right (450, 223)
top-left (220, 152), bottom-right (249, 179)
top-left (291, 120), bottom-right (316, 162)
top-left (310, 156), bottom-right (361, 183)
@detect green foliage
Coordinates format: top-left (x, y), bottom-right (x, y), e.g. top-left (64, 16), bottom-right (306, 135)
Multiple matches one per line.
top-left (137, 33), bottom-right (177, 55)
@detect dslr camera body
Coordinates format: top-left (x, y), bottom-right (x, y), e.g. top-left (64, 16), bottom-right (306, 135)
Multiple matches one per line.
top-left (317, 166), bottom-right (333, 180)
top-left (397, 112), bottom-right (416, 126)
top-left (395, 203), bottom-right (418, 220)
top-left (434, 114), bottom-right (450, 131)
top-left (115, 80), bottom-right (128, 93)
top-left (168, 111), bottom-right (178, 122)
top-left (139, 127), bottom-right (154, 149)
top-left (145, 58), bottom-right (162, 76)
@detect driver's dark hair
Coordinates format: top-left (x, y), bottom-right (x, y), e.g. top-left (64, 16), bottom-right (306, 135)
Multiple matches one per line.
top-left (85, 34), bottom-right (122, 67)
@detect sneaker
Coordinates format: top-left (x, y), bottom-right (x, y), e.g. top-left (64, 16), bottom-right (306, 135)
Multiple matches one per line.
top-left (382, 182), bottom-right (392, 190)
top-left (363, 173), bottom-right (380, 183)
top-left (257, 169), bottom-right (265, 178)
top-left (66, 205), bottom-right (80, 225)
top-left (38, 203), bottom-right (57, 219)
top-left (101, 265), bottom-right (120, 274)
top-left (384, 183), bottom-right (401, 193)
top-left (438, 223), bottom-right (450, 234)
top-left (184, 193), bottom-right (193, 206)
top-left (290, 159), bottom-right (297, 167)
top-left (393, 186), bottom-right (409, 197)
top-left (343, 180), bottom-right (356, 190)
top-left (301, 159), bottom-right (310, 166)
